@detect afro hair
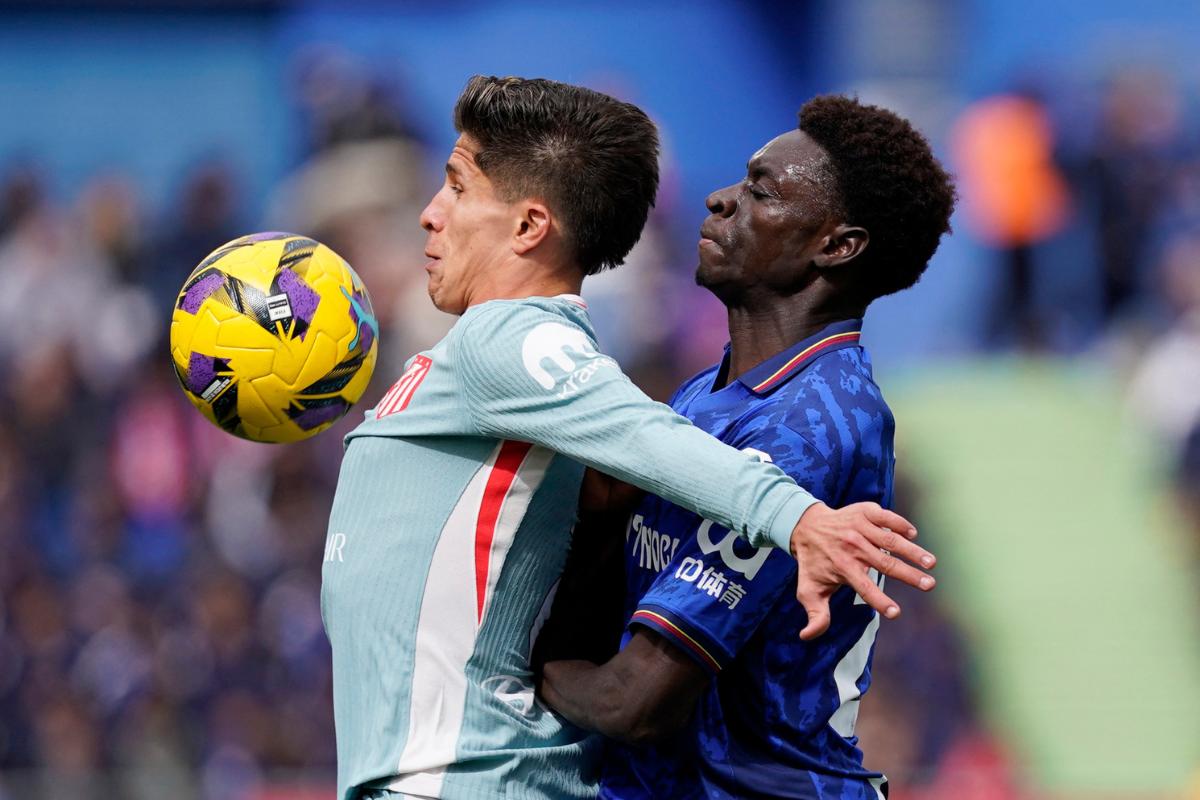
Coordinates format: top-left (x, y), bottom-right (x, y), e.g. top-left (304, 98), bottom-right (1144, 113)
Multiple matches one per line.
top-left (799, 95), bottom-right (956, 300)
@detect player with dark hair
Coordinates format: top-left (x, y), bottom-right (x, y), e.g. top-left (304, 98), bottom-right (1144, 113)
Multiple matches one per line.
top-left (322, 78), bottom-right (936, 800)
top-left (539, 95), bottom-right (956, 799)
top-left (450, 76), bottom-right (658, 277)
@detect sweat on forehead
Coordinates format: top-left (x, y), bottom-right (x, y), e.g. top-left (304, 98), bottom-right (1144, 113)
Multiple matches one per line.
top-left (752, 132), bottom-right (841, 202)
top-left (783, 160), bottom-right (837, 188)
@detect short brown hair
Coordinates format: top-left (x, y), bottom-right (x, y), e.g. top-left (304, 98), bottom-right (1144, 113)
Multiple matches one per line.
top-left (454, 75), bottom-right (660, 276)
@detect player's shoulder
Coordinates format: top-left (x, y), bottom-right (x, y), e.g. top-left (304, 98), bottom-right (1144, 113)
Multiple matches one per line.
top-left (734, 347), bottom-right (893, 466)
top-left (452, 296), bottom-right (615, 393)
top-left (786, 346), bottom-right (892, 424)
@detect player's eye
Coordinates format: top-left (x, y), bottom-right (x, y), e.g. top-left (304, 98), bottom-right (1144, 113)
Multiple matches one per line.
top-left (747, 182), bottom-right (770, 200)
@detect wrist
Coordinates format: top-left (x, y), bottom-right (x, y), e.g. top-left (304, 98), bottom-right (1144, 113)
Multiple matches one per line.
top-left (768, 493), bottom-right (821, 552)
top-left (790, 501), bottom-right (830, 553)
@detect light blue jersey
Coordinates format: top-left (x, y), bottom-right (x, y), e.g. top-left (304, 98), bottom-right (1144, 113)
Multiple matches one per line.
top-left (322, 295), bottom-right (818, 800)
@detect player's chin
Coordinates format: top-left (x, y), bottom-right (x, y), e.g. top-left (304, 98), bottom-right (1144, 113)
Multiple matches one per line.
top-left (427, 278), bottom-right (449, 310)
top-left (429, 284), bottom-right (466, 315)
top-left (694, 256), bottom-right (727, 289)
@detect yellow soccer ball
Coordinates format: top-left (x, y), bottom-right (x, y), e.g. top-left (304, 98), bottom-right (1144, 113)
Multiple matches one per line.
top-left (169, 232), bottom-right (378, 443)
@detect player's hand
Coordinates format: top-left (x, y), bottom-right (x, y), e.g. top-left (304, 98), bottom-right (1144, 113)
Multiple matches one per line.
top-left (789, 501), bottom-right (935, 640)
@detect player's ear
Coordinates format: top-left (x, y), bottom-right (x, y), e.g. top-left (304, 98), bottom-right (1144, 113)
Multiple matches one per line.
top-left (813, 225), bottom-right (869, 269)
top-left (513, 201), bottom-right (552, 255)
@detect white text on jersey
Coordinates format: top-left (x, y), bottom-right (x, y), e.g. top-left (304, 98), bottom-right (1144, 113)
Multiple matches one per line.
top-left (628, 513), bottom-right (681, 573)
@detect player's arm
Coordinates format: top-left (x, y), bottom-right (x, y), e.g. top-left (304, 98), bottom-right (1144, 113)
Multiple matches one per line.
top-left (456, 305), bottom-right (935, 634)
top-left (541, 426), bottom-right (856, 739)
top-left (539, 629), bottom-right (708, 745)
top-left (531, 504), bottom-right (630, 670)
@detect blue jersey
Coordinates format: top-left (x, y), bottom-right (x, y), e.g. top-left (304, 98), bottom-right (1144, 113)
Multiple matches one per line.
top-left (601, 319), bottom-right (893, 800)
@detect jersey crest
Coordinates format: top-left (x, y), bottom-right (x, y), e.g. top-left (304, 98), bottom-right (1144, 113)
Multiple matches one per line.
top-left (377, 355), bottom-right (432, 417)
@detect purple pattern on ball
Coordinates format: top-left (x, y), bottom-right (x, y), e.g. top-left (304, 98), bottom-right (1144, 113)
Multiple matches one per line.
top-left (275, 268), bottom-right (320, 329)
top-left (186, 352), bottom-right (215, 395)
top-left (181, 273), bottom-right (225, 314)
top-left (293, 403), bottom-right (346, 430)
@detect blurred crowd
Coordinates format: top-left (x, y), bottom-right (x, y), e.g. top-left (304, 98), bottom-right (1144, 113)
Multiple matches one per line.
top-left (0, 49), bottom-right (1198, 800)
top-left (952, 67), bottom-right (1200, 546)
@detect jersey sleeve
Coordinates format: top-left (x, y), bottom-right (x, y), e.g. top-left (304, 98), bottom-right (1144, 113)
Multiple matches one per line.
top-left (454, 302), bottom-right (818, 551)
top-left (631, 424), bottom-right (838, 673)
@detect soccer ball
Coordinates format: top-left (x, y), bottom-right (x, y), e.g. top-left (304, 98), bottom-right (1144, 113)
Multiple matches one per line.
top-left (169, 232), bottom-right (379, 443)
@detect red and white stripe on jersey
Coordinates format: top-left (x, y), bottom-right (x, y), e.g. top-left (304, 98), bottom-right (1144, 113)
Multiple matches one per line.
top-left (377, 355), bottom-right (432, 418)
top-left (473, 441), bottom-right (555, 624)
top-left (390, 440), bottom-right (553, 796)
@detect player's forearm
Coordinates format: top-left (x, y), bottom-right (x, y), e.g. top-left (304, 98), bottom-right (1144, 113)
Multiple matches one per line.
top-left (480, 380), bottom-right (815, 551)
top-left (540, 660), bottom-right (680, 746)
top-left (540, 660), bottom-right (635, 739)
top-left (582, 416), bottom-right (816, 551)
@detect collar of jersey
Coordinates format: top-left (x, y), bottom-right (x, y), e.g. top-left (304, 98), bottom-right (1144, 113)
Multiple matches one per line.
top-left (731, 318), bottom-right (864, 395)
top-left (554, 293), bottom-right (588, 309)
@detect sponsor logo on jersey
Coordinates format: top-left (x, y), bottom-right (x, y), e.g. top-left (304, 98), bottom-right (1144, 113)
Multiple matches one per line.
top-left (628, 513), bottom-right (681, 573)
top-left (324, 532), bottom-right (347, 562)
top-left (521, 322), bottom-right (616, 398)
top-left (696, 519), bottom-right (771, 579)
top-left (377, 355), bottom-right (433, 417)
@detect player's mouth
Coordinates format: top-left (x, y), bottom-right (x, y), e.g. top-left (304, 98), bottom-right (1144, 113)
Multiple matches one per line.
top-left (698, 222), bottom-right (724, 251)
top-left (424, 252), bottom-right (441, 272)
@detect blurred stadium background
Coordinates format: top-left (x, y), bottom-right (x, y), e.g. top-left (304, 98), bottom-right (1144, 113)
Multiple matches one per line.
top-left (1, 0), bottom-right (1198, 798)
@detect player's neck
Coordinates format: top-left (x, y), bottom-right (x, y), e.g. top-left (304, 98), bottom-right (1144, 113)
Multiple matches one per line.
top-left (466, 259), bottom-right (583, 306)
top-left (723, 299), bottom-right (860, 384)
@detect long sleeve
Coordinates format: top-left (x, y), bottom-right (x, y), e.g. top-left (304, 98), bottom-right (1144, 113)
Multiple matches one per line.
top-left (454, 301), bottom-right (818, 551)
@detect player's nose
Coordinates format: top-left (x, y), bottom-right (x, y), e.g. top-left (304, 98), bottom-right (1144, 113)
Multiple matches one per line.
top-left (705, 185), bottom-right (737, 218)
top-left (419, 197), bottom-right (442, 232)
